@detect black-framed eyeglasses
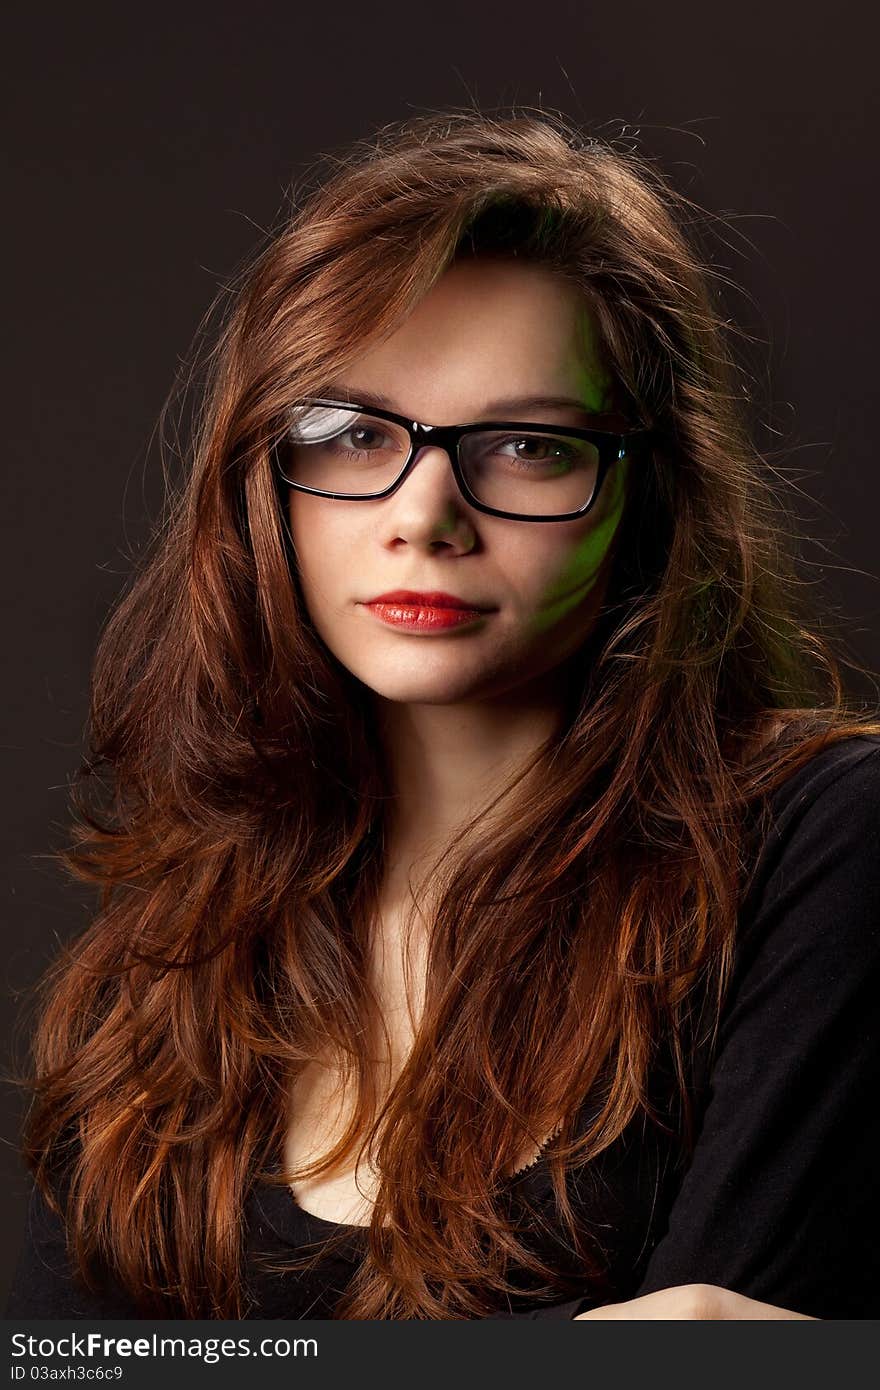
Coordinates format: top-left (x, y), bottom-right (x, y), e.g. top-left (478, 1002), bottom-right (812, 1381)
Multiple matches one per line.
top-left (272, 397), bottom-right (654, 523)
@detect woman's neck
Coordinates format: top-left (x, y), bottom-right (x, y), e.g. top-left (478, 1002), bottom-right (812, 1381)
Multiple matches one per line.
top-left (374, 686), bottom-right (566, 901)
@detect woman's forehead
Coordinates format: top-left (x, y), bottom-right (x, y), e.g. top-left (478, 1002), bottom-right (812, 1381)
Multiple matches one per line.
top-left (327, 261), bottom-right (615, 421)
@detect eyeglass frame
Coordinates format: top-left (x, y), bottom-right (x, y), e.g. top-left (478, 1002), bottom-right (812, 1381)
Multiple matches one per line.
top-left (272, 396), bottom-right (655, 523)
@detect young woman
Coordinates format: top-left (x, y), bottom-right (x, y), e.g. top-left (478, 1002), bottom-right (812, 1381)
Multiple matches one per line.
top-left (7, 108), bottom-right (880, 1322)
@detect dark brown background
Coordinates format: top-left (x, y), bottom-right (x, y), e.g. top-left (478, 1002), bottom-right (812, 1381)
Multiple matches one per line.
top-left (3, 0), bottom-right (879, 1303)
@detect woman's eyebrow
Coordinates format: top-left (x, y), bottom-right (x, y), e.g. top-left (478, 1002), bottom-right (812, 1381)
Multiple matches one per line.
top-left (317, 384), bottom-right (595, 419)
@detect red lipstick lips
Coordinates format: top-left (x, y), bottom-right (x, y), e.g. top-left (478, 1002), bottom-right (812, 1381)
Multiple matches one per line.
top-left (368, 589), bottom-right (486, 609)
top-left (362, 590), bottom-right (493, 632)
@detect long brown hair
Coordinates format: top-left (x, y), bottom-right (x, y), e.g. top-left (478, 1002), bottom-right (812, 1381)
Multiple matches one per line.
top-left (16, 105), bottom-right (880, 1319)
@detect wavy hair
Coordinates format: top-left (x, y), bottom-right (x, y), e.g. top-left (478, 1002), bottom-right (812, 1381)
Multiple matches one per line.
top-left (16, 106), bottom-right (880, 1318)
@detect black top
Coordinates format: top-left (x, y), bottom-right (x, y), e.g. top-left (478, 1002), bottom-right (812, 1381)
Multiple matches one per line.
top-left (6, 734), bottom-right (880, 1321)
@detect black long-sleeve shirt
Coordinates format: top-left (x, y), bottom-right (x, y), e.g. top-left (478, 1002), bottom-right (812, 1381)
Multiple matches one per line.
top-left (7, 733), bottom-right (880, 1320)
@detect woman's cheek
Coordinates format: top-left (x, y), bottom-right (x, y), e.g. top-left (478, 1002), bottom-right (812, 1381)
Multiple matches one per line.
top-left (525, 460), bottom-right (628, 635)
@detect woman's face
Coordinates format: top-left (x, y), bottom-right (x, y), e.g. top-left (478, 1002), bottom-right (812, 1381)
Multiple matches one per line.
top-left (286, 257), bottom-right (629, 707)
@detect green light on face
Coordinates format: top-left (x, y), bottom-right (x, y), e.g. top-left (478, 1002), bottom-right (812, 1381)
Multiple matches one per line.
top-left (530, 455), bottom-right (629, 635)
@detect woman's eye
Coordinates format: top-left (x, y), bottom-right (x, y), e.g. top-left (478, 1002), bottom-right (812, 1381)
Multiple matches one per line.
top-left (498, 436), bottom-right (573, 463)
top-left (341, 426), bottom-right (385, 450)
top-left (518, 438), bottom-right (556, 458)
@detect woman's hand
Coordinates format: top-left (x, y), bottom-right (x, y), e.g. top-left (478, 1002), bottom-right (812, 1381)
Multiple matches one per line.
top-left (574, 1284), bottom-right (817, 1320)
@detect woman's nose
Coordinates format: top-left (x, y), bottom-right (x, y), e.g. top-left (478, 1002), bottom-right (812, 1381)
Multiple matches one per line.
top-left (380, 444), bottom-right (476, 548)
top-left (397, 443), bottom-right (462, 498)
top-left (410, 442), bottom-right (452, 467)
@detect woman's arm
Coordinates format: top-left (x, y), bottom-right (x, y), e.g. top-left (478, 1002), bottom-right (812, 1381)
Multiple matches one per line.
top-left (5, 1180), bottom-right (143, 1319)
top-left (576, 740), bottom-right (880, 1320)
top-left (503, 738), bottom-right (880, 1321)
top-left (576, 1285), bottom-right (816, 1319)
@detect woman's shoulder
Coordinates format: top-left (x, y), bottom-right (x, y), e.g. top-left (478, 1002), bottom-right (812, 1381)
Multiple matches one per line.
top-left (763, 729), bottom-right (880, 816)
top-left (736, 729), bottom-right (880, 976)
top-left (752, 728), bottom-right (880, 867)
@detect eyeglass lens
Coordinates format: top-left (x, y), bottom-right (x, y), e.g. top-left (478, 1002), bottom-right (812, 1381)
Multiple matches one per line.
top-left (283, 403), bottom-right (601, 517)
